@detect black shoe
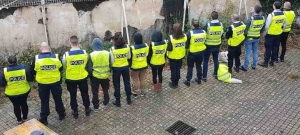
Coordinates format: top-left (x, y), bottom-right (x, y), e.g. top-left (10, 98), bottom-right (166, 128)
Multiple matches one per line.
top-left (85, 108), bottom-right (92, 116)
top-left (202, 78), bottom-right (207, 82)
top-left (59, 113), bottom-right (66, 121)
top-left (228, 69), bottom-right (232, 74)
top-left (183, 80), bottom-right (190, 86)
top-left (234, 67), bottom-right (239, 72)
top-left (113, 101), bottom-right (121, 107)
top-left (280, 59), bottom-right (284, 62)
top-left (38, 118), bottom-right (48, 125)
top-left (252, 67), bottom-right (256, 70)
top-left (127, 99), bottom-right (132, 105)
top-left (269, 61), bottom-right (274, 66)
top-left (274, 59), bottom-right (279, 63)
top-left (194, 78), bottom-right (201, 84)
top-left (239, 66), bottom-right (247, 72)
top-left (168, 82), bottom-right (178, 89)
top-left (132, 93), bottom-right (138, 98)
top-left (258, 61), bottom-right (268, 67)
top-left (72, 111), bottom-right (79, 119)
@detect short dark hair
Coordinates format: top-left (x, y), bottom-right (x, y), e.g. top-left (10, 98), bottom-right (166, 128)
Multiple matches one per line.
top-left (70, 36), bottom-right (79, 45)
top-left (172, 23), bottom-right (184, 39)
top-left (192, 19), bottom-right (200, 28)
top-left (211, 11), bottom-right (219, 20)
top-left (254, 5), bottom-right (262, 14)
top-left (113, 32), bottom-right (126, 47)
top-left (274, 1), bottom-right (282, 9)
top-left (7, 56), bottom-right (17, 64)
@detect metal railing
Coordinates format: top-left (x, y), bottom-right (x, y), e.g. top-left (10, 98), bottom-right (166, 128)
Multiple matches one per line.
top-left (0, 0), bottom-right (98, 9)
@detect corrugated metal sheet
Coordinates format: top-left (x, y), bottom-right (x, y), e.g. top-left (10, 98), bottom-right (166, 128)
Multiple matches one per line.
top-left (0, 0), bottom-right (98, 9)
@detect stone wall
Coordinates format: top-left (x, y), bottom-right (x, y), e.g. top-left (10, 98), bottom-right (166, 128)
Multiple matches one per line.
top-left (2, 0), bottom-right (295, 57)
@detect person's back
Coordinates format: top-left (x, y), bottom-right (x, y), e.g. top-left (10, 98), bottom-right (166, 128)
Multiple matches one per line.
top-left (65, 49), bottom-right (88, 81)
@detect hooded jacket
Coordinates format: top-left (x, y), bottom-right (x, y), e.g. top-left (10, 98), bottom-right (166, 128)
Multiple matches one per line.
top-left (129, 33), bottom-right (148, 70)
top-left (147, 31), bottom-right (167, 67)
top-left (88, 38), bottom-right (113, 77)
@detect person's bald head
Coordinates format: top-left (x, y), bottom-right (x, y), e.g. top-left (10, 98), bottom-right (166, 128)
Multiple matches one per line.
top-left (40, 42), bottom-right (50, 52)
top-left (284, 1), bottom-right (291, 9)
top-left (231, 14), bottom-right (240, 22)
top-left (70, 36), bottom-right (79, 46)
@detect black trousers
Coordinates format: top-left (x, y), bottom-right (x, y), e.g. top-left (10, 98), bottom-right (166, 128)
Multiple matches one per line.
top-left (112, 68), bottom-right (131, 102)
top-left (66, 79), bottom-right (90, 112)
top-left (38, 83), bottom-right (65, 120)
top-left (264, 34), bottom-right (280, 62)
top-left (279, 32), bottom-right (289, 60)
top-left (91, 77), bottom-right (110, 109)
top-left (8, 92), bottom-right (29, 121)
top-left (186, 52), bottom-right (204, 81)
top-left (228, 45), bottom-right (242, 71)
top-left (151, 66), bottom-right (163, 84)
top-left (169, 59), bottom-right (183, 85)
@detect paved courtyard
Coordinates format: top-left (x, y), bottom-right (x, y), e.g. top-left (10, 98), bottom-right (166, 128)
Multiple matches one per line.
top-left (0, 51), bottom-right (300, 135)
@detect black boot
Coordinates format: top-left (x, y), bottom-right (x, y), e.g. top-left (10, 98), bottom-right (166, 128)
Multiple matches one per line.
top-left (127, 98), bottom-right (132, 105)
top-left (183, 80), bottom-right (190, 86)
top-left (85, 107), bottom-right (92, 116)
top-left (113, 99), bottom-right (121, 107)
top-left (72, 110), bottom-right (79, 119)
top-left (194, 78), bottom-right (201, 84)
top-left (239, 66), bottom-right (247, 72)
top-left (234, 67), bottom-right (239, 72)
top-left (59, 113), bottom-right (66, 121)
top-left (269, 61), bottom-right (274, 66)
top-left (38, 118), bottom-right (48, 125)
top-left (258, 61), bottom-right (268, 67)
top-left (169, 82), bottom-right (178, 89)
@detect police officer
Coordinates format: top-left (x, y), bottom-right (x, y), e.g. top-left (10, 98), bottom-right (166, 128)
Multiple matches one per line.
top-left (225, 14), bottom-right (246, 74)
top-left (0, 56), bottom-right (33, 124)
top-left (184, 19), bottom-right (206, 86)
top-left (63, 36), bottom-right (91, 119)
top-left (130, 33), bottom-right (149, 97)
top-left (31, 42), bottom-right (66, 125)
top-left (110, 32), bottom-right (132, 107)
top-left (88, 38), bottom-right (112, 111)
top-left (278, 1), bottom-right (295, 62)
top-left (148, 31), bottom-right (167, 91)
top-left (203, 11), bottom-right (224, 82)
top-left (258, 1), bottom-right (287, 67)
top-left (167, 23), bottom-right (187, 89)
top-left (240, 5), bottom-right (265, 71)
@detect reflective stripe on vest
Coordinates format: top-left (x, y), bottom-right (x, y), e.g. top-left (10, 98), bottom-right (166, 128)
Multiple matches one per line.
top-left (35, 54), bottom-right (62, 84)
top-left (4, 68), bottom-right (30, 96)
top-left (150, 41), bottom-right (167, 66)
top-left (112, 46), bottom-right (130, 68)
top-left (248, 16), bottom-right (265, 38)
top-left (131, 44), bottom-right (149, 69)
top-left (217, 63), bottom-right (231, 83)
top-left (190, 30), bottom-right (207, 53)
top-left (283, 11), bottom-right (295, 32)
top-left (167, 35), bottom-right (187, 60)
top-left (65, 50), bottom-right (88, 80)
top-left (90, 51), bottom-right (110, 79)
top-left (268, 12), bottom-right (286, 35)
top-left (205, 23), bottom-right (223, 45)
top-left (228, 22), bottom-right (246, 46)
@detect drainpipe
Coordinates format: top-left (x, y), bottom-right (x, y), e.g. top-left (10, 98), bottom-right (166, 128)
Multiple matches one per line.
top-left (41, 0), bottom-right (49, 45)
top-left (182, 0), bottom-right (187, 31)
top-left (122, 0), bottom-right (130, 44)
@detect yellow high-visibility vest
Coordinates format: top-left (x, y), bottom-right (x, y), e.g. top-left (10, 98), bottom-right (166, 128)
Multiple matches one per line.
top-left (167, 35), bottom-right (187, 60)
top-left (131, 44), bottom-right (149, 69)
top-left (228, 22), bottom-right (246, 46)
top-left (90, 51), bottom-right (110, 79)
top-left (4, 68), bottom-right (30, 96)
top-left (268, 12), bottom-right (286, 35)
top-left (111, 46), bottom-right (130, 68)
top-left (65, 50), bottom-right (88, 80)
top-left (35, 54), bottom-right (62, 84)
top-left (205, 22), bottom-right (223, 45)
top-left (283, 10), bottom-right (295, 32)
top-left (248, 16), bottom-right (265, 38)
top-left (189, 30), bottom-right (207, 53)
top-left (150, 41), bottom-right (167, 66)
top-left (217, 63), bottom-right (231, 83)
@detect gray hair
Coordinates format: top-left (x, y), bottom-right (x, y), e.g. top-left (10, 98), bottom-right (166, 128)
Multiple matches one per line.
top-left (232, 14), bottom-right (240, 21)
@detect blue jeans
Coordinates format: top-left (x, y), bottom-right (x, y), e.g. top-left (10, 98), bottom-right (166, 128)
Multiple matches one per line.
top-left (113, 68), bottom-right (132, 101)
top-left (186, 51), bottom-right (204, 81)
top-left (243, 38), bottom-right (259, 69)
top-left (203, 46), bottom-right (220, 79)
top-left (264, 35), bottom-right (280, 62)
